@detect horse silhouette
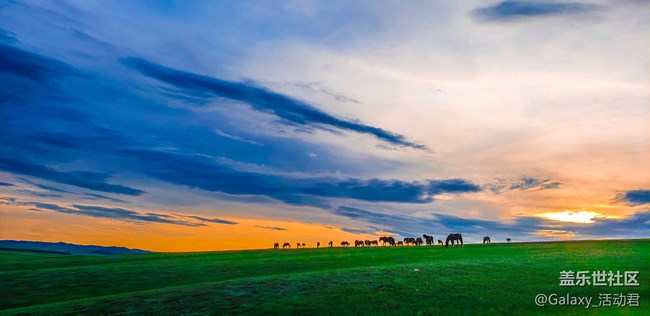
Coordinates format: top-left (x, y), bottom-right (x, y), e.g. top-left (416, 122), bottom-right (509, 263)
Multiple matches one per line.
top-left (370, 240), bottom-right (378, 246)
top-left (404, 237), bottom-right (415, 245)
top-left (274, 242), bottom-right (279, 249)
top-left (379, 236), bottom-right (396, 246)
top-left (423, 234), bottom-right (434, 245)
top-left (296, 243), bottom-right (301, 248)
top-left (483, 236), bottom-right (491, 244)
top-left (397, 241), bottom-right (404, 246)
top-left (506, 238), bottom-right (511, 243)
top-left (437, 240), bottom-right (444, 245)
top-left (445, 233), bottom-right (463, 248)
top-left (328, 241), bottom-right (333, 248)
top-left (355, 240), bottom-right (365, 247)
top-left (340, 241), bottom-right (350, 247)
top-left (282, 242), bottom-right (291, 248)
top-left (364, 240), bottom-right (371, 247)
top-left (302, 243), bottom-right (306, 247)
top-left (415, 237), bottom-right (424, 246)
top-left (317, 242), bottom-right (321, 248)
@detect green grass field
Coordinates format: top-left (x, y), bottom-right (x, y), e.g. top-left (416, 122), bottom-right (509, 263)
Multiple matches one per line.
top-left (1, 239), bottom-right (648, 315)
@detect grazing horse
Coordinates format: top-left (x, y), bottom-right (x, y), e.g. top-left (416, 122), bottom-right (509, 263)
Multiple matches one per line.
top-left (506, 238), bottom-right (511, 243)
top-left (415, 237), bottom-right (424, 246)
top-left (341, 241), bottom-right (350, 247)
top-left (282, 242), bottom-right (291, 248)
top-left (397, 241), bottom-right (404, 246)
top-left (364, 240), bottom-right (372, 247)
top-left (379, 236), bottom-right (396, 247)
top-left (370, 240), bottom-right (378, 246)
top-left (274, 242), bottom-right (279, 249)
top-left (317, 242), bottom-right (321, 248)
top-left (423, 234), bottom-right (434, 245)
top-left (445, 233), bottom-right (463, 248)
top-left (328, 241), bottom-right (333, 248)
top-left (404, 237), bottom-right (415, 245)
top-left (296, 243), bottom-right (301, 248)
top-left (355, 240), bottom-right (365, 247)
top-left (483, 236), bottom-right (491, 244)
top-left (437, 240), bottom-right (444, 246)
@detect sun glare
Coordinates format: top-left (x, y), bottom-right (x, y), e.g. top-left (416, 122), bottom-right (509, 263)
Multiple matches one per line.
top-left (537, 211), bottom-right (604, 224)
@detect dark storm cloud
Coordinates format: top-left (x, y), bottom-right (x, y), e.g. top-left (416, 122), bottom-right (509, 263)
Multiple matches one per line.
top-left (473, 1), bottom-right (598, 21)
top-left (121, 57), bottom-right (427, 150)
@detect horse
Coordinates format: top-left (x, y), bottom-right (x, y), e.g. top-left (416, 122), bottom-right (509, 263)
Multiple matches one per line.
top-left (437, 240), bottom-right (444, 245)
top-left (282, 242), bottom-right (291, 248)
top-left (483, 236), bottom-right (491, 244)
top-left (506, 238), bottom-right (511, 243)
top-left (445, 233), bottom-right (463, 248)
top-left (379, 236), bottom-right (396, 246)
top-left (397, 241), bottom-right (404, 246)
top-left (317, 242), bottom-right (321, 248)
top-left (370, 240), bottom-right (378, 246)
top-left (341, 241), bottom-right (350, 247)
top-left (302, 243), bottom-right (306, 247)
top-left (355, 240), bottom-right (365, 247)
top-left (364, 240), bottom-right (372, 247)
top-left (415, 237), bottom-right (424, 246)
top-left (274, 242), bottom-right (279, 249)
top-left (423, 234), bottom-right (434, 245)
top-left (404, 237), bottom-right (415, 246)
top-left (328, 241), bottom-right (333, 248)
top-left (296, 243), bottom-right (301, 248)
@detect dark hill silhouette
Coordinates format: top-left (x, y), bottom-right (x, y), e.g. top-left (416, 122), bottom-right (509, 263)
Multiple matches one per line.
top-left (0, 240), bottom-right (151, 255)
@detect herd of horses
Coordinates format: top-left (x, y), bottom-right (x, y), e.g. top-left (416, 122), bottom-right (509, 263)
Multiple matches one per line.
top-left (273, 234), bottom-right (513, 249)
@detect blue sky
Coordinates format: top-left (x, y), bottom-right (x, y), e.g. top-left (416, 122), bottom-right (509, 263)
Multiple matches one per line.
top-left (1, 0), bottom-right (648, 250)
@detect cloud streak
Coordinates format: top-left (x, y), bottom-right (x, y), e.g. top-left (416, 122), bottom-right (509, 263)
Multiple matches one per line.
top-left (473, 0), bottom-right (598, 21)
top-left (121, 57), bottom-right (427, 150)
top-left (619, 189), bottom-right (650, 206)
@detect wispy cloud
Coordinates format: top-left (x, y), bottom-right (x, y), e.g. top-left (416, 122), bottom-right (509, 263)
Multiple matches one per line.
top-left (184, 215), bottom-right (238, 225)
top-left (255, 225), bottom-right (287, 231)
top-left (473, 0), bottom-right (599, 21)
top-left (485, 177), bottom-right (561, 194)
top-left (0, 157), bottom-right (145, 196)
top-left (2, 197), bottom-right (202, 226)
top-left (121, 57), bottom-right (427, 150)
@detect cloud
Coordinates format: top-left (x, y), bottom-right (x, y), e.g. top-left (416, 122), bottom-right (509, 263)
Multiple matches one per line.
top-left (83, 193), bottom-right (129, 204)
top-left (0, 29), bottom-right (17, 44)
top-left (0, 157), bottom-right (145, 196)
top-left (485, 176), bottom-right (561, 194)
top-left (3, 197), bottom-right (203, 226)
top-left (292, 81), bottom-right (360, 104)
top-left (184, 215), bottom-right (238, 225)
top-left (0, 43), bottom-right (74, 82)
top-left (619, 189), bottom-right (650, 206)
top-left (120, 149), bottom-right (480, 206)
top-left (472, 1), bottom-right (599, 21)
top-left (0, 182), bottom-right (14, 187)
top-left (121, 57), bottom-right (427, 150)
top-left (255, 225), bottom-right (287, 231)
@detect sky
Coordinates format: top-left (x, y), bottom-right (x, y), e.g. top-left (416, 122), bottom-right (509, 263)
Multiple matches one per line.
top-left (0, 0), bottom-right (648, 252)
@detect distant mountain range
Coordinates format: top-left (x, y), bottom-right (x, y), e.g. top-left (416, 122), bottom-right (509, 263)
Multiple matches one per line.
top-left (0, 240), bottom-right (152, 255)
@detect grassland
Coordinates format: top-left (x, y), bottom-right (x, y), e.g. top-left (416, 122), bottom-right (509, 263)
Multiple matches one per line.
top-left (1, 239), bottom-right (648, 315)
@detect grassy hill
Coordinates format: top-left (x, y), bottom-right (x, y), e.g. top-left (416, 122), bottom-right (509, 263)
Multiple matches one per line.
top-left (1, 239), bottom-right (648, 315)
